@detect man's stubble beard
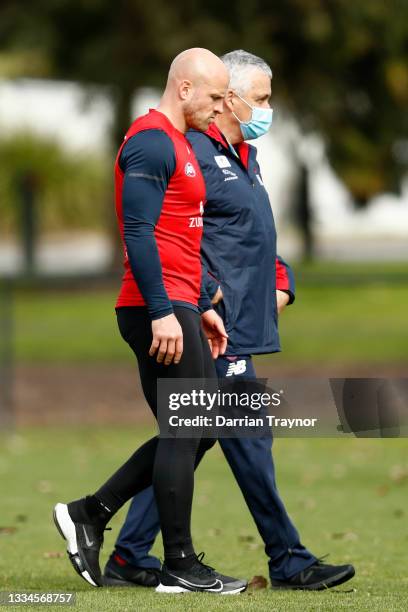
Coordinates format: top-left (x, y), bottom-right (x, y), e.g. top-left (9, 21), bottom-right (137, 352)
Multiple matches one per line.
top-left (184, 101), bottom-right (208, 132)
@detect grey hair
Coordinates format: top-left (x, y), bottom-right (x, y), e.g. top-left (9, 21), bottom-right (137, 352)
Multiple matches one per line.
top-left (220, 50), bottom-right (272, 95)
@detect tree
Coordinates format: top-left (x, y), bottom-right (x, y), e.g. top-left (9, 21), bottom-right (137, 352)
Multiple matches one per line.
top-left (1, 0), bottom-right (407, 201)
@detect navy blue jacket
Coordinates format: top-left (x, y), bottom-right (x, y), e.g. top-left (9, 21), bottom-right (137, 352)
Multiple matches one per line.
top-left (187, 125), bottom-right (295, 355)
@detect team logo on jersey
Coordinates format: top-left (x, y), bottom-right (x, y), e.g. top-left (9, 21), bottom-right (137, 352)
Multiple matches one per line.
top-left (226, 359), bottom-right (247, 377)
top-left (214, 155), bottom-right (231, 168)
top-left (185, 162), bottom-right (196, 177)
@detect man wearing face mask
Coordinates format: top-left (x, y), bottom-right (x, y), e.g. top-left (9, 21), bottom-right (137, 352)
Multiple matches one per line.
top-left (103, 50), bottom-right (355, 591)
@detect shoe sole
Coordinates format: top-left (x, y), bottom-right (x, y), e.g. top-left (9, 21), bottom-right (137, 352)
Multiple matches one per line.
top-left (53, 503), bottom-right (101, 588)
top-left (272, 567), bottom-right (355, 591)
top-left (155, 583), bottom-right (247, 595)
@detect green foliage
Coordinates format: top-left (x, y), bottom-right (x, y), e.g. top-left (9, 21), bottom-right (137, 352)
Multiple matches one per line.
top-left (0, 133), bottom-right (111, 234)
top-left (1, 1), bottom-right (407, 198)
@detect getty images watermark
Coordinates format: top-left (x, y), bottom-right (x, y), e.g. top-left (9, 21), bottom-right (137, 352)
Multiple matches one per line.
top-left (166, 387), bottom-right (317, 430)
top-left (157, 378), bottom-right (408, 438)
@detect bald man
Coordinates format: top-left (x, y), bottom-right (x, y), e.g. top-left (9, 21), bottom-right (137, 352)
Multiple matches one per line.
top-left (53, 48), bottom-right (247, 595)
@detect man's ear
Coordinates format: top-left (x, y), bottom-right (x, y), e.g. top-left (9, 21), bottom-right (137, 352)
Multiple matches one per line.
top-left (224, 89), bottom-right (234, 111)
top-left (179, 79), bottom-right (193, 100)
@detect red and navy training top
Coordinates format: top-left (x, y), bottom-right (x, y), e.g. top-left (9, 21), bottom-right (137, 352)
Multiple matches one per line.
top-left (114, 109), bottom-right (207, 318)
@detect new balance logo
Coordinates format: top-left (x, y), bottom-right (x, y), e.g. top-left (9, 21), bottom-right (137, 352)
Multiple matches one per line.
top-left (299, 569), bottom-right (315, 584)
top-left (226, 360), bottom-right (247, 377)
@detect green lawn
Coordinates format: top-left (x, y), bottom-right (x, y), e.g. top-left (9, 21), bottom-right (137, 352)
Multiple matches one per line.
top-left (9, 264), bottom-right (408, 365)
top-left (0, 427), bottom-right (407, 611)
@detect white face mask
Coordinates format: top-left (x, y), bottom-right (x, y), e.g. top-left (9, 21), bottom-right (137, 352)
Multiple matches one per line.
top-left (232, 93), bottom-right (273, 140)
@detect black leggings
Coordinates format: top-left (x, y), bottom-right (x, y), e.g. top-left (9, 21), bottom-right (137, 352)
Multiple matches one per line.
top-left (94, 306), bottom-right (216, 559)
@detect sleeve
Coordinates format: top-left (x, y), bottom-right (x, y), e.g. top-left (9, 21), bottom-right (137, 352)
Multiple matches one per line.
top-left (198, 274), bottom-right (213, 314)
top-left (276, 255), bottom-right (295, 304)
top-left (198, 259), bottom-right (222, 313)
top-left (203, 265), bottom-right (220, 299)
top-left (120, 129), bottom-right (177, 320)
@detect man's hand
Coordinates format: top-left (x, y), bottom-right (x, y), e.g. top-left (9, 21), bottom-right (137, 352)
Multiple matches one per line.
top-left (211, 286), bottom-right (223, 305)
top-left (149, 313), bottom-right (183, 365)
top-left (201, 309), bottom-right (228, 359)
top-left (276, 290), bottom-right (290, 315)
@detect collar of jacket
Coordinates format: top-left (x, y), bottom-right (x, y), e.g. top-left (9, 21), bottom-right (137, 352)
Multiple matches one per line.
top-left (205, 123), bottom-right (251, 170)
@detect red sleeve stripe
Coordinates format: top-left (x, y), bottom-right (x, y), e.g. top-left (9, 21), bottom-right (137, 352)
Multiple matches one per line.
top-left (276, 257), bottom-right (290, 290)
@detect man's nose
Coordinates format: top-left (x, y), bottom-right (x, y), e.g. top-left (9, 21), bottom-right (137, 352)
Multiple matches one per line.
top-left (214, 99), bottom-right (225, 114)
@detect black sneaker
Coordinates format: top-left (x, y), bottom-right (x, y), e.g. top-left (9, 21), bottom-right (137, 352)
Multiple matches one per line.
top-left (156, 553), bottom-right (247, 595)
top-left (271, 560), bottom-right (355, 590)
top-left (103, 552), bottom-right (161, 588)
top-left (53, 502), bottom-right (106, 587)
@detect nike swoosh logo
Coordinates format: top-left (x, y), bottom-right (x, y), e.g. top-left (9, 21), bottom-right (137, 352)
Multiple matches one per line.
top-left (82, 525), bottom-right (94, 547)
top-left (166, 571), bottom-right (223, 592)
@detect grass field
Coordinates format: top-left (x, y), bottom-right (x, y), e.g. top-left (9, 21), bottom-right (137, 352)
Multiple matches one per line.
top-left (9, 261), bottom-right (408, 366)
top-left (1, 262), bottom-right (407, 609)
top-left (1, 427), bottom-right (407, 611)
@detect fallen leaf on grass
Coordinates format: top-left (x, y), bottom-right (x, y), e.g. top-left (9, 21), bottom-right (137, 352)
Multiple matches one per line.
top-left (376, 484), bottom-right (389, 496)
top-left (238, 534), bottom-right (255, 543)
top-left (0, 527), bottom-right (17, 535)
top-left (331, 531), bottom-right (358, 541)
top-left (343, 531), bottom-right (358, 541)
top-left (248, 575), bottom-right (268, 590)
top-left (207, 528), bottom-right (222, 537)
